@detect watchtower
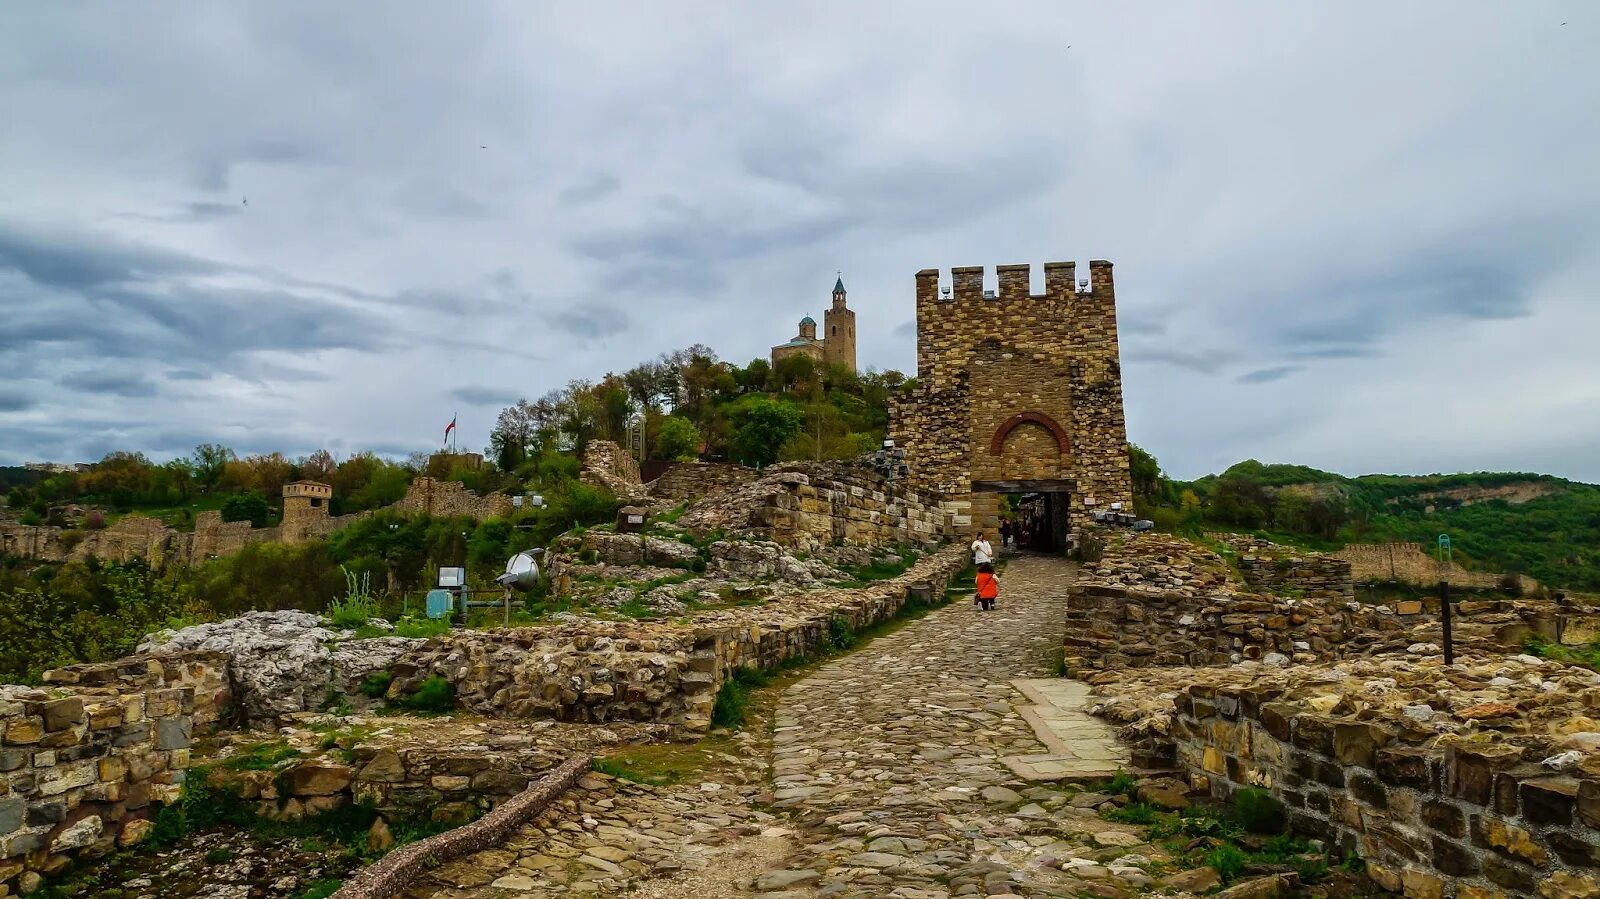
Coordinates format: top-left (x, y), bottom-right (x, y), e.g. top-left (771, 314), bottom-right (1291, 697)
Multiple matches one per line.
top-left (888, 260), bottom-right (1132, 545)
top-left (281, 480), bottom-right (333, 543)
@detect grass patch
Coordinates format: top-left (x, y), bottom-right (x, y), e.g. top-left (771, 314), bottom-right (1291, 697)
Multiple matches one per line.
top-left (1206, 843), bottom-right (1248, 882)
top-left (392, 615), bottom-right (452, 639)
top-left (297, 881), bottom-right (342, 899)
top-left (395, 675), bottom-right (455, 714)
top-left (359, 671), bottom-right (392, 698)
top-left (222, 740), bottom-right (301, 771)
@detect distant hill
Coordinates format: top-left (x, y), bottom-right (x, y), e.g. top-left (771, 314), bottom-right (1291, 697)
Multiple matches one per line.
top-left (1157, 459), bottom-right (1600, 591)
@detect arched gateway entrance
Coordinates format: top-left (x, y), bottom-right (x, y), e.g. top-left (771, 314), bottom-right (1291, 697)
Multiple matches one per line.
top-left (889, 259), bottom-right (1133, 549)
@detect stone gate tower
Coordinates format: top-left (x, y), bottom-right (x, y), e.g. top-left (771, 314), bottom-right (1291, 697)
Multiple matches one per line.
top-left (888, 260), bottom-right (1132, 545)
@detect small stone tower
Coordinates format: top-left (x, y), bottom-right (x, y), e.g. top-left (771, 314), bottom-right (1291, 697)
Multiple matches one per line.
top-left (281, 480), bottom-right (333, 543)
top-left (799, 315), bottom-right (817, 340)
top-left (822, 275), bottom-right (857, 373)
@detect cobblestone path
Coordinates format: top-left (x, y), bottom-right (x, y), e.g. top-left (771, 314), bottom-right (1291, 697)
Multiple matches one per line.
top-left (759, 553), bottom-right (1157, 898)
top-left (419, 555), bottom-right (1164, 898)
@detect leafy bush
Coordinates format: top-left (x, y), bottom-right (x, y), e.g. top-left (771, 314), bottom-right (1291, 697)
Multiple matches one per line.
top-left (397, 675), bottom-right (455, 713)
top-left (1232, 787), bottom-right (1287, 834)
top-left (359, 671), bottom-right (393, 698)
top-left (825, 615), bottom-right (857, 652)
top-left (1105, 767), bottom-right (1139, 798)
top-left (0, 560), bottom-right (191, 683)
top-left (711, 677), bottom-right (749, 728)
top-left (1206, 843), bottom-right (1248, 882)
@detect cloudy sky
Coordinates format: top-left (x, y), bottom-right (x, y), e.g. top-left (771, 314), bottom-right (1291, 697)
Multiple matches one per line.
top-left (2, 2), bottom-right (1596, 481)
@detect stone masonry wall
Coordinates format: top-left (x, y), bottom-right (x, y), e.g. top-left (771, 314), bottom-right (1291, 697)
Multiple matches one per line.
top-left (1067, 533), bottom-right (1600, 676)
top-left (0, 650), bottom-right (228, 895)
top-left (1167, 682), bottom-right (1600, 898)
top-left (1209, 534), bottom-right (1355, 599)
top-left (646, 462), bottom-right (759, 504)
top-left (1335, 542), bottom-right (1540, 593)
top-left (888, 260), bottom-right (1132, 538)
top-left (675, 462), bottom-right (949, 552)
top-left (579, 440), bottom-right (647, 502)
top-left (390, 476), bottom-right (513, 522)
top-left (379, 545), bottom-right (968, 735)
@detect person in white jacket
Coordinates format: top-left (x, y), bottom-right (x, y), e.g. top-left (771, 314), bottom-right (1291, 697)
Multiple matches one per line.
top-left (971, 532), bottom-right (993, 566)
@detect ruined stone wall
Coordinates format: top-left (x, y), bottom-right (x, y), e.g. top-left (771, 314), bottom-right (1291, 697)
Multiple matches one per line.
top-left (1335, 542), bottom-right (1540, 593)
top-left (214, 740), bottom-right (565, 825)
top-left (888, 259), bottom-right (1132, 538)
top-left (0, 650), bottom-right (228, 894)
top-left (1067, 533), bottom-right (1596, 675)
top-left (392, 476), bottom-right (513, 522)
top-left (579, 440), bottom-right (648, 501)
top-left (383, 545), bottom-right (968, 734)
top-left (646, 462), bottom-right (759, 504)
top-left (674, 462), bottom-right (949, 552)
top-left (1167, 681), bottom-right (1600, 899)
top-left (1208, 534), bottom-right (1355, 599)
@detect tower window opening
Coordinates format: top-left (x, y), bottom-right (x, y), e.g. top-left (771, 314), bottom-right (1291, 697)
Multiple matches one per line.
top-left (832, 326), bottom-right (837, 336)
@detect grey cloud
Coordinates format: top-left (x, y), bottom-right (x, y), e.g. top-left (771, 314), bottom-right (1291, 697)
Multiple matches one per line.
top-left (0, 220), bottom-right (398, 376)
top-left (892, 320), bottom-right (916, 338)
top-left (0, 390), bottom-right (36, 412)
top-left (1236, 365), bottom-right (1303, 384)
top-left (59, 371), bottom-right (160, 398)
top-left (1123, 347), bottom-right (1237, 375)
top-left (552, 304), bottom-right (629, 340)
top-left (451, 385), bottom-right (520, 406)
top-left (558, 173), bottom-right (620, 207)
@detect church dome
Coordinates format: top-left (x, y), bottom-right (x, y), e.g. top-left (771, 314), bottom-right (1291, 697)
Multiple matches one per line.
top-left (800, 316), bottom-right (816, 325)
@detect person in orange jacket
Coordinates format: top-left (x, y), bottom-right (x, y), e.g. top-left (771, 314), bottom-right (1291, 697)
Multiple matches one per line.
top-left (975, 562), bottom-right (999, 611)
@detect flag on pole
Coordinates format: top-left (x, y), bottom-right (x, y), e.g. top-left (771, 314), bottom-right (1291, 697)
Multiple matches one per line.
top-left (444, 416), bottom-right (457, 442)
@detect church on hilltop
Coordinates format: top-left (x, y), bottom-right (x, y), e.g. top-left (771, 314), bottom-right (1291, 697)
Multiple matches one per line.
top-left (770, 275), bottom-right (856, 373)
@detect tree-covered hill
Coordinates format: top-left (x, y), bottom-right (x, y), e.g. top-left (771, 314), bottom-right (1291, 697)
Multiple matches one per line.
top-left (1136, 451), bottom-right (1600, 591)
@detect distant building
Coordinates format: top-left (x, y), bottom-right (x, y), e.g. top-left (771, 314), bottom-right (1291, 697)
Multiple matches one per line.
top-left (23, 462), bottom-right (80, 474)
top-left (770, 276), bottom-right (857, 373)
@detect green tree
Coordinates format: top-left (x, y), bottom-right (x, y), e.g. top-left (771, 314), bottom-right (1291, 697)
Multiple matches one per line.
top-left (729, 397), bottom-right (805, 467)
top-left (190, 443), bottom-right (235, 492)
top-left (654, 416), bottom-right (702, 461)
top-left (220, 491), bottom-right (271, 527)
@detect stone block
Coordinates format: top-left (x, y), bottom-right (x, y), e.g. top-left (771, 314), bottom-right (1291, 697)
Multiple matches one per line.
top-left (0, 798), bottom-right (22, 835)
top-left (1474, 815), bottom-right (1549, 866)
top-left (1420, 800), bottom-right (1465, 838)
top-left (1332, 721), bottom-right (1390, 768)
top-left (154, 717), bottom-right (190, 751)
top-left (40, 698), bottom-right (84, 732)
top-left (1520, 777), bottom-right (1579, 825)
top-left (1447, 747), bottom-right (1521, 806)
top-left (1429, 835), bottom-right (1480, 877)
top-left (5, 716), bottom-right (44, 745)
top-left (282, 761), bottom-right (354, 797)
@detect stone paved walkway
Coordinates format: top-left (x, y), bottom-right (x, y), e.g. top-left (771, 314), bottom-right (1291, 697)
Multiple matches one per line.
top-left (418, 555), bottom-right (1164, 899)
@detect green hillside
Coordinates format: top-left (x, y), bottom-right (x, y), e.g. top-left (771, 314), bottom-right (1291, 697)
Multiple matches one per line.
top-left (1137, 451), bottom-right (1600, 591)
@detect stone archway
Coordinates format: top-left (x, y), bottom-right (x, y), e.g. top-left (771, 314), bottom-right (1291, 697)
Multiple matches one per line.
top-left (988, 411), bottom-right (1070, 456)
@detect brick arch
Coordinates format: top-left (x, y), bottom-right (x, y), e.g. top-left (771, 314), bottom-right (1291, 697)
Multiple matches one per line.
top-left (989, 411), bottom-right (1070, 456)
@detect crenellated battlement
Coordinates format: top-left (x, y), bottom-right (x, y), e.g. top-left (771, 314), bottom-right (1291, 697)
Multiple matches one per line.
top-left (915, 260), bottom-right (1114, 317)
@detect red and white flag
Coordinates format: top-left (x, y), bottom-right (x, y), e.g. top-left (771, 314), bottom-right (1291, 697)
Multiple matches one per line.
top-left (443, 416), bottom-right (457, 439)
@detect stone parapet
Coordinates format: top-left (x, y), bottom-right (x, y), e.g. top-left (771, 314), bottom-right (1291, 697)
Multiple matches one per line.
top-left (646, 461), bottom-right (759, 504)
top-left (675, 461), bottom-right (950, 552)
top-left (1207, 533), bottom-right (1354, 599)
top-left (1149, 663), bottom-right (1600, 899)
top-left (0, 651), bottom-right (227, 894)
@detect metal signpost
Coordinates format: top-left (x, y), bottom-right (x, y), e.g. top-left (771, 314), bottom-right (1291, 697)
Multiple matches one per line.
top-left (1438, 534), bottom-right (1454, 665)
